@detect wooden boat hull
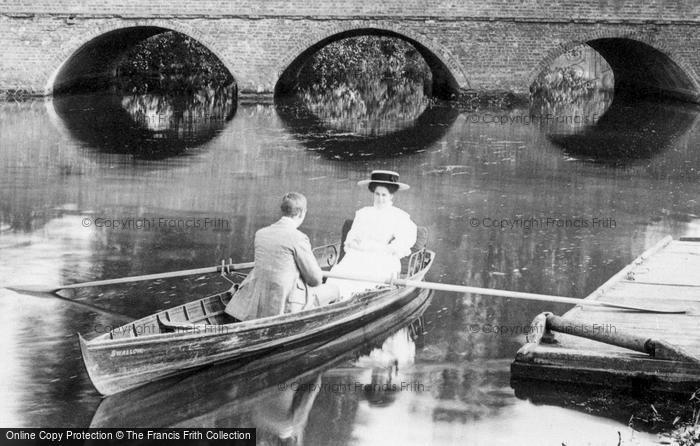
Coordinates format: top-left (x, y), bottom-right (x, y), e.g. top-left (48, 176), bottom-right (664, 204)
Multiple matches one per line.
top-left (80, 251), bottom-right (434, 395)
top-left (90, 288), bottom-right (432, 427)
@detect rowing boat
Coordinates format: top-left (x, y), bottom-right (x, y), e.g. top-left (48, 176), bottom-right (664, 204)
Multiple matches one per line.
top-left (79, 248), bottom-right (435, 395)
top-left (90, 290), bottom-right (432, 427)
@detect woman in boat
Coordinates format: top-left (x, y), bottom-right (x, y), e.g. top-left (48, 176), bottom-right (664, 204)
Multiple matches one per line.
top-left (327, 170), bottom-right (417, 299)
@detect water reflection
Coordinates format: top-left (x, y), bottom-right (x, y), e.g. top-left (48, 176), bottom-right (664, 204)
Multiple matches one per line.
top-left (2, 90), bottom-right (700, 441)
top-left (530, 89), bottom-right (613, 131)
top-left (546, 98), bottom-right (700, 165)
top-left (276, 100), bottom-right (458, 160)
top-left (51, 86), bottom-right (235, 159)
top-left (300, 78), bottom-right (429, 136)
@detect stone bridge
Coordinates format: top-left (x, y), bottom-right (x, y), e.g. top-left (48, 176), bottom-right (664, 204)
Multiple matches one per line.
top-left (1, 0), bottom-right (699, 102)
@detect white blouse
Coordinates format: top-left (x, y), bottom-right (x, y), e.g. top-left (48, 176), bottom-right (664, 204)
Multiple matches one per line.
top-left (344, 205), bottom-right (417, 258)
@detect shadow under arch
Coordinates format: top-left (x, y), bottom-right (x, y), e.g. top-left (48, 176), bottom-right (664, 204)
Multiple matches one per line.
top-left (88, 291), bottom-right (432, 431)
top-left (586, 38), bottom-right (699, 104)
top-left (275, 100), bottom-right (459, 160)
top-left (53, 27), bottom-right (162, 95)
top-left (274, 28), bottom-right (461, 100)
top-left (545, 98), bottom-right (699, 166)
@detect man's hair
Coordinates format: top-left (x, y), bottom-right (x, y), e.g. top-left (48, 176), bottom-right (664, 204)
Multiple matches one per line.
top-left (280, 192), bottom-right (307, 217)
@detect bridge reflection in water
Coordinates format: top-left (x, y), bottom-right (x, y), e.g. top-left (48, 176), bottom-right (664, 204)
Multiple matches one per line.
top-left (276, 99), bottom-right (458, 160)
top-left (545, 98), bottom-right (700, 166)
top-left (51, 86), bottom-right (236, 160)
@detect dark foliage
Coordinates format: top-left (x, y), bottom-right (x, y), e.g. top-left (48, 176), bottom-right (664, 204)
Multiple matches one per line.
top-left (297, 36), bottom-right (431, 91)
top-left (294, 36), bottom-right (433, 130)
top-left (530, 66), bottom-right (598, 106)
top-left (115, 31), bottom-right (235, 94)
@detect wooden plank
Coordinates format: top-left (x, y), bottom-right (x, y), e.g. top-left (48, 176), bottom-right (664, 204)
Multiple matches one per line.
top-left (583, 298), bottom-right (698, 313)
top-left (204, 297), bottom-right (224, 314)
top-left (620, 279), bottom-right (700, 287)
top-left (556, 335), bottom-right (700, 352)
top-left (549, 321), bottom-right (700, 345)
top-left (621, 273), bottom-right (700, 287)
top-left (514, 354), bottom-right (700, 392)
top-left (649, 241), bottom-right (700, 251)
top-left (516, 345), bottom-right (700, 377)
top-left (159, 309), bottom-right (227, 329)
top-left (615, 241), bottom-right (700, 287)
top-left (630, 255), bottom-right (700, 272)
top-left (167, 306), bottom-right (187, 323)
top-left (603, 283), bottom-right (700, 301)
top-left (185, 301), bottom-right (205, 321)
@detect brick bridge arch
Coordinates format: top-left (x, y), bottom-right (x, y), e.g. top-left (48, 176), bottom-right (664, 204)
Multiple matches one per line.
top-left (274, 24), bottom-right (469, 99)
top-left (529, 31), bottom-right (700, 102)
top-left (44, 20), bottom-right (239, 95)
top-left (0, 3), bottom-right (697, 104)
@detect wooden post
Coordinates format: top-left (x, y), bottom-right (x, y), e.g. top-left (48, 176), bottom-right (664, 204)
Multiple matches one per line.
top-left (545, 314), bottom-right (648, 353)
top-left (545, 314), bottom-right (700, 365)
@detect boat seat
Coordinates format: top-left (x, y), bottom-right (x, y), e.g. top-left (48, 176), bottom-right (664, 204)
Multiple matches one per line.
top-left (337, 219), bottom-right (428, 274)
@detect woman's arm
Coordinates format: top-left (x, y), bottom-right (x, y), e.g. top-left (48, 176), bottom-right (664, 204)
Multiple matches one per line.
top-left (343, 210), bottom-right (362, 251)
top-left (387, 212), bottom-right (417, 258)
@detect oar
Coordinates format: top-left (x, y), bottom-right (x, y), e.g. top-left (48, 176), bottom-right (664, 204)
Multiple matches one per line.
top-left (322, 271), bottom-right (687, 314)
top-left (8, 288), bottom-right (134, 323)
top-left (7, 261), bottom-right (255, 294)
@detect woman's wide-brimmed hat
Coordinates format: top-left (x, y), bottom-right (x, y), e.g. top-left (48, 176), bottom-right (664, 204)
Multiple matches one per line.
top-left (357, 170), bottom-right (410, 191)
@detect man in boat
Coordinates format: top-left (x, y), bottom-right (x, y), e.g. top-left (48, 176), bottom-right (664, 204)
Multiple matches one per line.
top-left (225, 192), bottom-right (339, 321)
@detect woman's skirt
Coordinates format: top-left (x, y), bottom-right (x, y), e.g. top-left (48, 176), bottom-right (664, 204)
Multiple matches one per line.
top-left (327, 249), bottom-right (400, 299)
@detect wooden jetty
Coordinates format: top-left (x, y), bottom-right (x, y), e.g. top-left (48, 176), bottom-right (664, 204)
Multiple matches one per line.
top-left (511, 236), bottom-right (700, 394)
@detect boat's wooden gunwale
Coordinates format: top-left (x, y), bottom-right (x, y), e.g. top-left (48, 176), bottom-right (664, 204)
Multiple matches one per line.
top-left (85, 290), bottom-right (383, 347)
top-left (83, 283), bottom-right (410, 348)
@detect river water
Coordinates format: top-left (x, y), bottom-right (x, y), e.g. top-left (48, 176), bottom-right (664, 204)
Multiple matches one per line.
top-left (0, 90), bottom-right (699, 445)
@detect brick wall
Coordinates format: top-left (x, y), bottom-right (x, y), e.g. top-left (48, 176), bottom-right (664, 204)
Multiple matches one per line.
top-left (0, 1), bottom-right (698, 101)
top-left (1, 0), bottom-right (699, 21)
